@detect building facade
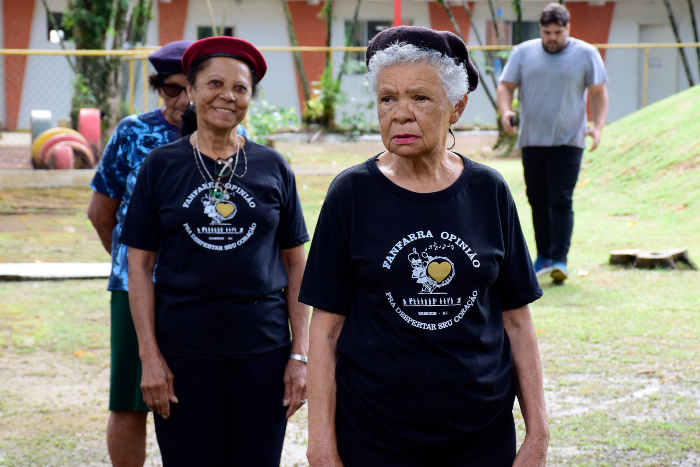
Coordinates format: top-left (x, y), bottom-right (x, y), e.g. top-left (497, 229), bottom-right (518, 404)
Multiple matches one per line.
top-left (1, 0), bottom-right (699, 130)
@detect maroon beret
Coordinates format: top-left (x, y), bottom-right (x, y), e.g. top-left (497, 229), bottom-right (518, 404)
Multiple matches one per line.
top-left (366, 26), bottom-right (479, 93)
top-left (182, 36), bottom-right (267, 81)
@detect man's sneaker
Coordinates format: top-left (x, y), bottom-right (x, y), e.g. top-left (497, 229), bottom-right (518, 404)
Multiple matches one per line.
top-left (550, 262), bottom-right (569, 283)
top-left (534, 256), bottom-right (554, 278)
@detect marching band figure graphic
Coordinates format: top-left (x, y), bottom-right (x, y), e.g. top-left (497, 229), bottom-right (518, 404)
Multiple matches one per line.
top-left (201, 192), bottom-right (237, 225)
top-left (408, 247), bottom-right (455, 294)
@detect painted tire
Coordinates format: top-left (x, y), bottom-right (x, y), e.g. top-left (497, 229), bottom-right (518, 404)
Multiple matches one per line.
top-left (30, 110), bottom-right (53, 142)
top-left (53, 144), bottom-right (75, 170)
top-left (31, 127), bottom-right (86, 161)
top-left (38, 133), bottom-right (89, 165)
top-left (77, 108), bottom-right (102, 155)
top-left (44, 141), bottom-right (94, 169)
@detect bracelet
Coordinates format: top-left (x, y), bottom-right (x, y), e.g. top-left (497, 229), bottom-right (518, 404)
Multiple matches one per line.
top-left (290, 353), bottom-right (308, 363)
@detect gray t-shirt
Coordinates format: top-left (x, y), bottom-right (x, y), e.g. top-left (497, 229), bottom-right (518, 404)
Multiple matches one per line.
top-left (499, 38), bottom-right (608, 148)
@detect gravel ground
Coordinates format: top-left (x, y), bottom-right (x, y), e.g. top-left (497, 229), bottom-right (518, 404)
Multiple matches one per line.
top-left (0, 349), bottom-right (309, 466)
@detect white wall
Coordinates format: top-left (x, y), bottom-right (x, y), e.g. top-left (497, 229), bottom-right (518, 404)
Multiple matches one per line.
top-left (0, 0), bottom-right (5, 127)
top-left (607, 0), bottom-right (700, 122)
top-left (8, 0), bottom-right (700, 129)
top-left (182, 0), bottom-right (301, 115)
top-left (332, 0), bottom-right (433, 127)
top-left (18, 0), bottom-right (75, 130)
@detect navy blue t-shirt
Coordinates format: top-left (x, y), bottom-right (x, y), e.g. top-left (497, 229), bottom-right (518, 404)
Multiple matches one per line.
top-left (299, 155), bottom-right (542, 451)
top-left (120, 136), bottom-right (309, 360)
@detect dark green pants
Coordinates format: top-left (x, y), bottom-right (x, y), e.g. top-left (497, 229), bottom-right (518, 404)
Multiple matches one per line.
top-left (110, 291), bottom-right (149, 412)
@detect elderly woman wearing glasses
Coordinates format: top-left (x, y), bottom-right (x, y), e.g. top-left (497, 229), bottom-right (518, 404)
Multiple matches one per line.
top-left (301, 26), bottom-right (549, 467)
top-left (88, 40), bottom-right (248, 466)
top-left (119, 37), bottom-right (309, 466)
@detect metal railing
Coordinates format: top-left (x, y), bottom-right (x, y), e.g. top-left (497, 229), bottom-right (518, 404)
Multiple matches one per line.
top-left (0, 42), bottom-right (698, 129)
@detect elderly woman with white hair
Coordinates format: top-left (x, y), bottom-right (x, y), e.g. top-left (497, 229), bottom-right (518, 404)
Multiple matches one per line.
top-left (300, 26), bottom-right (549, 467)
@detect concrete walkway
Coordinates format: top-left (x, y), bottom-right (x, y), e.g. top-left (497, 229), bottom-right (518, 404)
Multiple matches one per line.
top-left (0, 169), bottom-right (96, 189)
top-left (0, 263), bottom-right (110, 281)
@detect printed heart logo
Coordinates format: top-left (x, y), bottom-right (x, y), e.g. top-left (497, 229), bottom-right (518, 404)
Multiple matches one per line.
top-left (427, 261), bottom-right (452, 283)
top-left (216, 202), bottom-right (235, 218)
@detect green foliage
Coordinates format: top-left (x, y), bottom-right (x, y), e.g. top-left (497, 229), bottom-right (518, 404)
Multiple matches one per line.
top-left (339, 100), bottom-right (376, 137)
top-left (341, 58), bottom-right (366, 75)
top-left (128, 0), bottom-right (152, 45)
top-left (248, 98), bottom-right (299, 144)
top-left (304, 65), bottom-right (344, 128)
top-left (70, 74), bottom-right (98, 110)
top-left (62, 0), bottom-right (117, 49)
top-left (62, 0), bottom-right (133, 136)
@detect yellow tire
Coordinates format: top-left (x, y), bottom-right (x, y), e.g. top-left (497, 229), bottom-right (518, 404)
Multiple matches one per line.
top-left (31, 127), bottom-right (88, 161)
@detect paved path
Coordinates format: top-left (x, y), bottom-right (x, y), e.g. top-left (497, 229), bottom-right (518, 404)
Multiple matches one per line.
top-left (0, 262), bottom-right (110, 281)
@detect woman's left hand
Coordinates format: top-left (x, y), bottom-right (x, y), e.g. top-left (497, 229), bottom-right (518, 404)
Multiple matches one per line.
top-left (512, 432), bottom-right (549, 467)
top-left (282, 358), bottom-right (307, 419)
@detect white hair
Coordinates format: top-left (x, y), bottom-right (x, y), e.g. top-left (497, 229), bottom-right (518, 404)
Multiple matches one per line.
top-left (365, 42), bottom-right (470, 105)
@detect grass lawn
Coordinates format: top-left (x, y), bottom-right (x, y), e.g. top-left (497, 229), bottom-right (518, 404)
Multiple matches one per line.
top-left (1, 86), bottom-right (699, 466)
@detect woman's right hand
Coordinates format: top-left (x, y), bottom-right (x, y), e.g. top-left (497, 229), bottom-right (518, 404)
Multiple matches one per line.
top-left (140, 352), bottom-right (178, 419)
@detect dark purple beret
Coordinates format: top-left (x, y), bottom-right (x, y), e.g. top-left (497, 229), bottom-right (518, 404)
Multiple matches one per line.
top-left (366, 26), bottom-right (479, 93)
top-left (148, 40), bottom-right (193, 75)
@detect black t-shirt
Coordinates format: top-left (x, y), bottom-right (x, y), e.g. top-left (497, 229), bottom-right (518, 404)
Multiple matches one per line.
top-left (299, 155), bottom-right (542, 451)
top-left (120, 136), bottom-right (309, 360)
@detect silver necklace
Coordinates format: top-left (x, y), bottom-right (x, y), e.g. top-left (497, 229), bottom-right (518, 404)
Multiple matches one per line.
top-left (192, 131), bottom-right (246, 201)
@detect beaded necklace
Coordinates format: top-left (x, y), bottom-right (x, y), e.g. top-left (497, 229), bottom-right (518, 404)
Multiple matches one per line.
top-left (192, 130), bottom-right (247, 200)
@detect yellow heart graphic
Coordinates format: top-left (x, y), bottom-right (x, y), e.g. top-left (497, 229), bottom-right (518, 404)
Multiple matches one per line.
top-left (215, 202), bottom-right (235, 218)
top-left (427, 261), bottom-right (452, 283)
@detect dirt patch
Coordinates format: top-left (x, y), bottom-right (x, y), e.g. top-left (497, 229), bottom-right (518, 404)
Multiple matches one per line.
top-left (0, 350), bottom-right (309, 466)
top-left (0, 147), bottom-right (32, 171)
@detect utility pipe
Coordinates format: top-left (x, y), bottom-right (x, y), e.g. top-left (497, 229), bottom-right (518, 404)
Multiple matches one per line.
top-left (394, 0), bottom-right (401, 27)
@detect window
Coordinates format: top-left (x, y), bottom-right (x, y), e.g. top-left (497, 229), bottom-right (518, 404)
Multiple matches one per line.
top-left (344, 20), bottom-right (392, 68)
top-left (485, 20), bottom-right (539, 46)
top-left (47, 12), bottom-right (71, 43)
top-left (197, 26), bottom-right (234, 40)
top-left (509, 21), bottom-right (539, 44)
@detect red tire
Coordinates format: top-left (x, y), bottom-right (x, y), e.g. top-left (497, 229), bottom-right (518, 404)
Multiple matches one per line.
top-left (38, 133), bottom-right (89, 165)
top-left (53, 144), bottom-right (75, 170)
top-left (44, 141), bottom-right (94, 169)
top-left (78, 108), bottom-right (102, 157)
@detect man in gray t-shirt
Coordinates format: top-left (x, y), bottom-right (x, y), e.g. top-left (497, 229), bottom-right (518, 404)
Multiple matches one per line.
top-left (497, 2), bottom-right (609, 283)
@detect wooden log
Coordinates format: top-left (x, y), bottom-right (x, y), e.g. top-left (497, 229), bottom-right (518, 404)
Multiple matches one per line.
top-left (610, 248), bottom-right (697, 270)
top-left (635, 251), bottom-right (679, 269)
top-left (668, 248), bottom-right (698, 270)
top-left (610, 249), bottom-right (642, 266)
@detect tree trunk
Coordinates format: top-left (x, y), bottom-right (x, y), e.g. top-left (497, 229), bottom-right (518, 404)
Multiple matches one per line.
top-left (204, 0), bottom-right (219, 36)
top-left (324, 1), bottom-right (333, 69)
top-left (486, 0), bottom-right (502, 45)
top-left (337, 0), bottom-right (361, 83)
top-left (687, 0), bottom-right (700, 78)
top-left (662, 0), bottom-right (696, 86)
top-left (435, 0), bottom-right (498, 110)
top-left (42, 0), bottom-right (76, 72)
top-left (512, 0), bottom-right (523, 44)
top-left (280, 0), bottom-right (311, 103)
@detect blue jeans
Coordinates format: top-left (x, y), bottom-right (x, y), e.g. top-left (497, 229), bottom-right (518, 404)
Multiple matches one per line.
top-left (522, 146), bottom-right (584, 264)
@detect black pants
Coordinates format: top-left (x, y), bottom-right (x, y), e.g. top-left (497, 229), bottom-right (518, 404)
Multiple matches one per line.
top-left (522, 146), bottom-right (584, 264)
top-left (154, 346), bottom-right (289, 467)
top-left (336, 410), bottom-right (516, 467)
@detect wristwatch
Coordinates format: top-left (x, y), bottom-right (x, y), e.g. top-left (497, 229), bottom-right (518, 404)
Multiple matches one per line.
top-left (290, 353), bottom-right (308, 363)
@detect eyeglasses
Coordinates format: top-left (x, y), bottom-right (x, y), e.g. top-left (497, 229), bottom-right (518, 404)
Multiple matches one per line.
top-left (161, 83), bottom-right (186, 98)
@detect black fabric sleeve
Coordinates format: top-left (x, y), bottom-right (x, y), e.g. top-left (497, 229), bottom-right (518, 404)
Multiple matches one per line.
top-left (495, 186), bottom-right (543, 310)
top-left (277, 165), bottom-right (309, 250)
top-left (118, 154), bottom-right (162, 251)
top-left (298, 175), bottom-right (353, 315)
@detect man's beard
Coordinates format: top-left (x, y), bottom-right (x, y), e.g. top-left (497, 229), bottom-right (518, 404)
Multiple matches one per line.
top-left (544, 40), bottom-right (567, 53)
